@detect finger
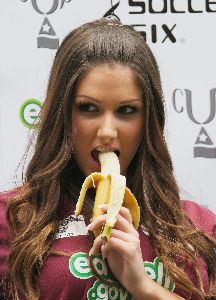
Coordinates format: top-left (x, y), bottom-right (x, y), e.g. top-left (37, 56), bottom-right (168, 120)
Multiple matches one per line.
top-left (89, 234), bottom-right (104, 256)
top-left (101, 244), bottom-right (109, 259)
top-left (112, 214), bottom-right (138, 235)
top-left (90, 229), bottom-right (138, 257)
top-left (107, 237), bottom-right (130, 257)
top-left (110, 228), bottom-right (136, 242)
top-left (99, 204), bottom-right (133, 224)
top-left (86, 214), bottom-right (107, 231)
top-left (107, 237), bottom-right (141, 259)
top-left (88, 212), bottom-right (136, 235)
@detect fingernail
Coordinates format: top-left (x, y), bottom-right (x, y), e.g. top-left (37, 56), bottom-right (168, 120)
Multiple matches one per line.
top-left (89, 248), bottom-right (93, 256)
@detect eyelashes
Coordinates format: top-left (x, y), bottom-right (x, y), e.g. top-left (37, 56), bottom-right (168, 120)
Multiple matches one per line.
top-left (77, 102), bottom-right (98, 112)
top-left (76, 101), bottom-right (138, 115)
top-left (117, 106), bottom-right (138, 114)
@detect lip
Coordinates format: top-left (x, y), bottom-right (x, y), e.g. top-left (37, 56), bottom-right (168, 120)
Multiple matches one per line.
top-left (91, 147), bottom-right (120, 165)
top-left (92, 154), bottom-right (101, 170)
top-left (91, 150), bottom-right (100, 165)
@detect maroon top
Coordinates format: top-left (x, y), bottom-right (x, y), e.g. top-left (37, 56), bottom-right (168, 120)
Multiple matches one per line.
top-left (0, 191), bottom-right (215, 299)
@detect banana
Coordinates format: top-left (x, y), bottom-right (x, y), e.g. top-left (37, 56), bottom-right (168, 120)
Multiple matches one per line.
top-left (74, 151), bottom-right (140, 242)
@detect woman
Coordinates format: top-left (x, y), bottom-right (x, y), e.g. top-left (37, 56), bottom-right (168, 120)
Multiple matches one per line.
top-left (0, 18), bottom-right (216, 300)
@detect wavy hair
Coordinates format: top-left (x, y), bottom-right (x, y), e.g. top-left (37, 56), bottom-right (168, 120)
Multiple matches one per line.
top-left (6, 18), bottom-right (216, 299)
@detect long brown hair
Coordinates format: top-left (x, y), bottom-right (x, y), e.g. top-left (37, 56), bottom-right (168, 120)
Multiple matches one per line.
top-left (6, 18), bottom-right (216, 299)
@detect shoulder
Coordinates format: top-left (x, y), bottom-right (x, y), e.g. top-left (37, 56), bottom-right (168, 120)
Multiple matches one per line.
top-left (0, 189), bottom-right (18, 237)
top-left (181, 200), bottom-right (216, 238)
top-left (0, 190), bottom-right (13, 218)
top-left (0, 189), bottom-right (17, 213)
top-left (0, 191), bottom-right (17, 298)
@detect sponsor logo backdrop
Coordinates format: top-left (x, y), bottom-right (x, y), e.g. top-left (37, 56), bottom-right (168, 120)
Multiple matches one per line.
top-left (1, 1), bottom-right (216, 212)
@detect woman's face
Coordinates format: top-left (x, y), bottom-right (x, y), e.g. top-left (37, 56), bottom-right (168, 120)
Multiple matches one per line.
top-left (71, 63), bottom-right (144, 176)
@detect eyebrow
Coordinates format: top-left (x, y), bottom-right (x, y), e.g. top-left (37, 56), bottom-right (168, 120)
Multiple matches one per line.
top-left (74, 95), bottom-right (142, 104)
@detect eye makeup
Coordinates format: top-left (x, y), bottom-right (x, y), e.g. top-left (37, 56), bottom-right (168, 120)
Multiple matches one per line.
top-left (76, 101), bottom-right (98, 113)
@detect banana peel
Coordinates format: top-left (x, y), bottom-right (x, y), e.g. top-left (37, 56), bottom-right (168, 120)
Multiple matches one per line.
top-left (74, 152), bottom-right (140, 242)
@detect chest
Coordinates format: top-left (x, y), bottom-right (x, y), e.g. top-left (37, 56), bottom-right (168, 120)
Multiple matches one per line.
top-left (37, 213), bottom-right (209, 300)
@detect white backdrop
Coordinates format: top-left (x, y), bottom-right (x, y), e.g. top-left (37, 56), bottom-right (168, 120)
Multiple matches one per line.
top-left (0, 1), bottom-right (216, 212)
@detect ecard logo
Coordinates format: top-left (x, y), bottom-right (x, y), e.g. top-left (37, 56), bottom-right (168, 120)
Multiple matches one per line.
top-left (19, 98), bottom-right (42, 128)
top-left (20, 0), bottom-right (72, 49)
top-left (69, 252), bottom-right (174, 300)
top-left (172, 88), bottom-right (216, 158)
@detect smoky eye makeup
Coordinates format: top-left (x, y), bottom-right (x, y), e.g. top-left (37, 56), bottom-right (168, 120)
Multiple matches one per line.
top-left (73, 98), bottom-right (143, 115)
top-left (117, 105), bottom-right (138, 115)
top-left (75, 101), bottom-right (99, 113)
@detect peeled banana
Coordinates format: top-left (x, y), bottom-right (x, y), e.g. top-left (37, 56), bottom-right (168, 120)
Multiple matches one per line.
top-left (74, 151), bottom-right (140, 242)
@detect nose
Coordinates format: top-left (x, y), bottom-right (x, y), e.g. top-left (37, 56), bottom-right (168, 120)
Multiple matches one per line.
top-left (97, 113), bottom-right (118, 142)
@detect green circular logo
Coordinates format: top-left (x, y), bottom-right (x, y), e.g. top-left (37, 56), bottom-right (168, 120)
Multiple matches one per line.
top-left (19, 99), bottom-right (43, 128)
top-left (69, 252), bottom-right (93, 279)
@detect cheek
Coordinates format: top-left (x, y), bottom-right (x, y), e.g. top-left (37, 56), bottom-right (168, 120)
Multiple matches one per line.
top-left (121, 119), bottom-right (144, 144)
top-left (72, 116), bottom-right (95, 144)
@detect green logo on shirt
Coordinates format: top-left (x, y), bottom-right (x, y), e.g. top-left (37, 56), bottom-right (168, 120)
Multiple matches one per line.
top-left (69, 252), bottom-right (175, 300)
top-left (87, 281), bottom-right (133, 300)
top-left (69, 252), bottom-right (92, 279)
top-left (144, 257), bottom-right (175, 291)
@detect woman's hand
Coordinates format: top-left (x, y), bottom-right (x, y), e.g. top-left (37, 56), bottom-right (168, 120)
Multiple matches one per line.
top-left (86, 204), bottom-right (149, 297)
top-left (87, 204), bottom-right (185, 300)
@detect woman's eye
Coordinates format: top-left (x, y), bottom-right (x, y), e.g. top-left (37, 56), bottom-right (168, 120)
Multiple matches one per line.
top-left (117, 106), bottom-right (137, 114)
top-left (78, 103), bottom-right (98, 112)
